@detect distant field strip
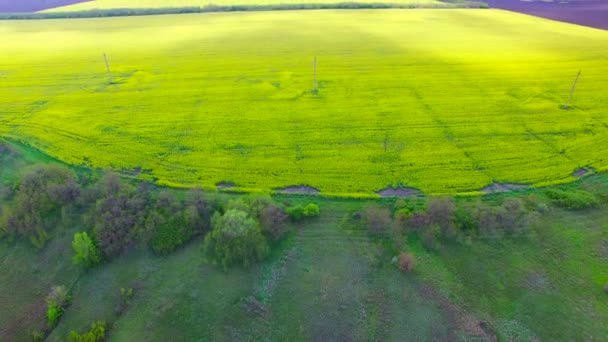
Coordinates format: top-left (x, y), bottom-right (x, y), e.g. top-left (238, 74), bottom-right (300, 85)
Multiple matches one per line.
top-left (42, 0), bottom-right (442, 12)
top-left (1, 10), bottom-right (607, 195)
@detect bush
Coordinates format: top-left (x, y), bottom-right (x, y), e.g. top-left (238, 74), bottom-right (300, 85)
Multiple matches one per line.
top-left (203, 209), bottom-right (269, 270)
top-left (146, 191), bottom-right (191, 255)
top-left (303, 203), bottom-right (320, 217)
top-left (421, 224), bottom-right (441, 251)
top-left (72, 232), bottom-right (100, 269)
top-left (287, 205), bottom-right (305, 221)
top-left (397, 252), bottom-right (416, 273)
top-left (427, 197), bottom-right (457, 238)
top-left (259, 204), bottom-right (289, 241)
top-left (46, 285), bottom-right (69, 326)
top-left (363, 206), bottom-right (392, 236)
top-left (4, 166), bottom-right (79, 248)
top-left (68, 321), bottom-right (106, 342)
top-left (287, 203), bottom-right (320, 221)
top-left (545, 189), bottom-right (598, 210)
top-left (92, 177), bottom-right (149, 259)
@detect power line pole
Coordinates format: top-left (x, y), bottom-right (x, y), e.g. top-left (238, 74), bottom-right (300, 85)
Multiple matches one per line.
top-left (312, 56), bottom-right (317, 93)
top-left (103, 53), bottom-right (113, 84)
top-left (564, 70), bottom-right (581, 109)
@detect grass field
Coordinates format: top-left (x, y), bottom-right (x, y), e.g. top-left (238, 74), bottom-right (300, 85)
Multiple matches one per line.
top-left (1, 143), bottom-right (607, 340)
top-left (1, 10), bottom-right (607, 196)
top-left (41, 0), bottom-right (443, 12)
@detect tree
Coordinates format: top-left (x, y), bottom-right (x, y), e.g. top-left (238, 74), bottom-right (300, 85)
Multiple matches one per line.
top-left (72, 232), bottom-right (100, 269)
top-left (4, 165), bottom-right (79, 248)
top-left (203, 209), bottom-right (269, 270)
top-left (363, 206), bottom-right (392, 236)
top-left (427, 197), bottom-right (457, 238)
top-left (260, 204), bottom-right (289, 241)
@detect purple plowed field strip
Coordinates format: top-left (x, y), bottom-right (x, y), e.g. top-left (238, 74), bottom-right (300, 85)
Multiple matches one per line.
top-left (487, 0), bottom-right (608, 30)
top-left (0, 0), bottom-right (90, 13)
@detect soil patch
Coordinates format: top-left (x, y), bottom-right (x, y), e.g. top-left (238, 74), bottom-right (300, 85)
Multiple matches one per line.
top-left (216, 181), bottom-right (237, 189)
top-left (376, 186), bottom-right (420, 197)
top-left (0, 0), bottom-right (91, 12)
top-left (419, 284), bottom-right (497, 341)
top-left (481, 182), bottom-right (529, 193)
top-left (572, 167), bottom-right (595, 177)
top-left (486, 0), bottom-right (608, 30)
top-left (274, 185), bottom-right (320, 194)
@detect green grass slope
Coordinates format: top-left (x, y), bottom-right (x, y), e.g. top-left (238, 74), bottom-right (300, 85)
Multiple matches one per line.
top-left (1, 10), bottom-right (607, 196)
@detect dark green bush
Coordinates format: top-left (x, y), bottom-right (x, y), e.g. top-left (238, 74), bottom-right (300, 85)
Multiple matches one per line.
top-left (203, 209), bottom-right (269, 270)
top-left (544, 189), bottom-right (599, 209)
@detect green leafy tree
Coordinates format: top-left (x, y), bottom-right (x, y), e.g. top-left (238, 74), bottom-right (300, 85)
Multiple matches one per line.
top-left (72, 232), bottom-right (100, 268)
top-left (203, 209), bottom-right (269, 270)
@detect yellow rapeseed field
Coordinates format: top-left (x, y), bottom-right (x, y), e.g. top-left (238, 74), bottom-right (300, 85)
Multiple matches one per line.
top-left (1, 10), bottom-right (607, 195)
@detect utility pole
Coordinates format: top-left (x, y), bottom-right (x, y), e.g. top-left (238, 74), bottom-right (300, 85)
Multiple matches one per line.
top-left (103, 53), bottom-right (113, 84)
top-left (312, 56), bottom-right (317, 93)
top-left (564, 70), bottom-right (581, 109)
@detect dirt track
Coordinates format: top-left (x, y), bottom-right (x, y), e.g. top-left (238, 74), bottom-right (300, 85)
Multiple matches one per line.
top-left (486, 0), bottom-right (608, 30)
top-left (0, 0), bottom-right (90, 12)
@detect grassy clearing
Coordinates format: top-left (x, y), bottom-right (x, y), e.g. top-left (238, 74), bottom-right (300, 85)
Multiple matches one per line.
top-left (0, 144), bottom-right (607, 340)
top-left (1, 10), bottom-right (607, 196)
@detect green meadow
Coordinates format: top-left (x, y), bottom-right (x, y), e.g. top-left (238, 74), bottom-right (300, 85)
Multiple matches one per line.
top-left (1, 10), bottom-right (607, 196)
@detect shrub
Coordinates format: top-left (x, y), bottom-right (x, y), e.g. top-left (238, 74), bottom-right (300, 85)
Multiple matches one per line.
top-left (455, 205), bottom-right (477, 232)
top-left (92, 178), bottom-right (149, 259)
top-left (421, 224), bottom-right (441, 251)
top-left (259, 204), bottom-right (289, 241)
top-left (72, 232), bottom-right (100, 269)
top-left (68, 321), bottom-right (106, 342)
top-left (287, 205), bottom-right (305, 221)
top-left (363, 206), bottom-right (392, 236)
top-left (287, 203), bottom-right (320, 221)
top-left (4, 166), bottom-right (79, 248)
top-left (397, 252), bottom-right (416, 273)
top-left (46, 285), bottom-right (69, 326)
top-left (427, 197), bottom-right (456, 238)
top-left (303, 203), bottom-right (320, 217)
top-left (203, 209), bottom-right (269, 270)
top-left (146, 191), bottom-right (191, 255)
top-left (544, 189), bottom-right (598, 210)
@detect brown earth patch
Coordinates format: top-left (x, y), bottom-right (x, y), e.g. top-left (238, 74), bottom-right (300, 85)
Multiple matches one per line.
top-left (486, 0), bottom-right (608, 30)
top-left (419, 284), bottom-right (497, 341)
top-left (274, 185), bottom-right (320, 194)
top-left (0, 0), bottom-right (91, 12)
top-left (572, 167), bottom-right (595, 177)
top-left (525, 271), bottom-right (553, 292)
top-left (376, 186), bottom-right (421, 197)
top-left (481, 182), bottom-right (529, 193)
top-left (597, 239), bottom-right (608, 258)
